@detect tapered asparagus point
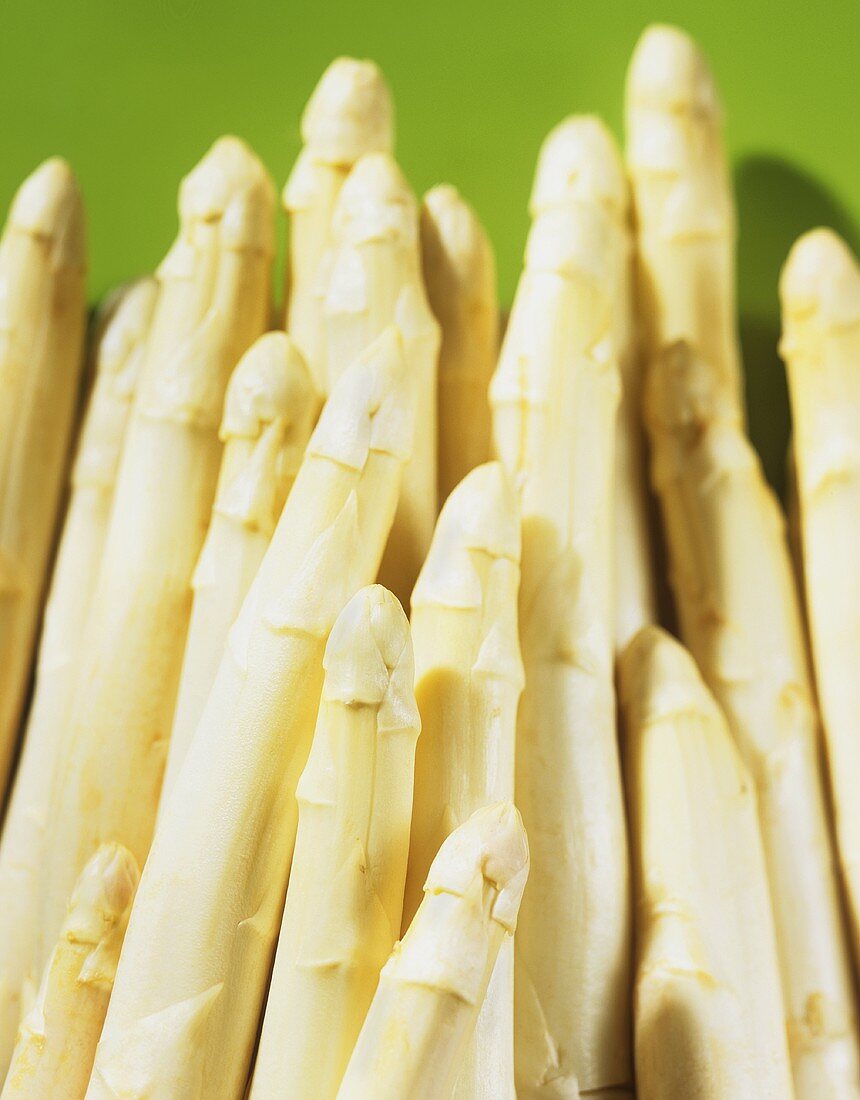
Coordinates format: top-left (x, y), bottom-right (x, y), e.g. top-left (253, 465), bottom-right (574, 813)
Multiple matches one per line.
top-left (620, 625), bottom-right (726, 731)
top-left (421, 185), bottom-right (495, 304)
top-left (424, 802), bottom-right (529, 939)
top-left (412, 461), bottom-right (520, 611)
top-left (780, 227), bottom-right (860, 328)
top-left (310, 325), bottom-right (415, 469)
top-left (301, 58), bottom-right (394, 164)
top-left (175, 135), bottom-right (275, 254)
top-left (7, 156), bottom-right (86, 267)
top-left (626, 24), bottom-right (720, 115)
top-left (329, 151), bottom-right (417, 248)
top-left (322, 584), bottom-right (417, 729)
top-left (530, 115), bottom-right (627, 216)
top-left (62, 844), bottom-right (139, 977)
top-left (221, 331), bottom-right (317, 444)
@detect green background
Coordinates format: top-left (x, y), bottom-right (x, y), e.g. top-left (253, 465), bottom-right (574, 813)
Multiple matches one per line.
top-left (3, 0), bottom-right (859, 486)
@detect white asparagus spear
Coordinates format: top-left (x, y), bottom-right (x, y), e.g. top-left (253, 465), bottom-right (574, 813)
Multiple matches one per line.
top-left (490, 171), bottom-right (630, 1095)
top-left (86, 325), bottom-right (415, 1100)
top-left (621, 626), bottom-right (795, 1100)
top-left (324, 152), bottom-right (440, 607)
top-left (0, 159), bottom-right (87, 799)
top-left (625, 24), bottom-right (743, 413)
top-left (336, 802), bottom-right (529, 1100)
top-left (780, 228), bottom-right (860, 968)
top-left (420, 186), bottom-right (499, 503)
top-left (158, 332), bottom-right (318, 811)
top-left (645, 339), bottom-right (860, 1097)
top-left (402, 461), bottom-right (523, 1100)
top-left (1, 845), bottom-right (138, 1100)
top-left (284, 58), bottom-right (394, 392)
top-left (531, 114), bottom-right (657, 649)
top-left (38, 137), bottom-right (275, 966)
top-left (249, 585), bottom-right (420, 1100)
top-left (0, 277), bottom-right (155, 1075)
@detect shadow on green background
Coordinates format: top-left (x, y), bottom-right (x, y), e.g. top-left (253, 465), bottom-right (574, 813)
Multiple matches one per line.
top-left (3, 0), bottom-right (859, 481)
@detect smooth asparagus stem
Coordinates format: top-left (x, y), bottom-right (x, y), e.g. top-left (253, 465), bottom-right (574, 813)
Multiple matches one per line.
top-left (621, 626), bottom-right (795, 1100)
top-left (490, 137), bottom-right (631, 1096)
top-left (336, 802), bottom-right (529, 1100)
top-left (158, 332), bottom-right (318, 811)
top-left (645, 339), bottom-right (860, 1097)
top-left (420, 185), bottom-right (499, 503)
top-left (402, 461), bottom-right (523, 1100)
top-left (531, 114), bottom-right (657, 649)
top-left (780, 228), bottom-right (860, 970)
top-left (0, 277), bottom-right (156, 1076)
top-left (284, 57), bottom-right (394, 393)
top-left (0, 159), bottom-right (87, 801)
top-left (2, 845), bottom-right (138, 1100)
top-left (86, 326), bottom-right (415, 1100)
top-left (324, 152), bottom-right (440, 607)
top-left (250, 585), bottom-right (420, 1100)
top-left (626, 24), bottom-right (744, 414)
top-left (38, 137), bottom-right (275, 968)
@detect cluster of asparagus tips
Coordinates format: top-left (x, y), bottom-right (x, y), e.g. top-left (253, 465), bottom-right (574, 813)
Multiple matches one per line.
top-left (337, 802), bottom-right (529, 1100)
top-left (87, 326), bottom-right (416, 1100)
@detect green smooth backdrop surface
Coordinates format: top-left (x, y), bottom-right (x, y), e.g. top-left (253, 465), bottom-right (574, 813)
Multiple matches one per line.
top-left (2, 0), bottom-right (859, 484)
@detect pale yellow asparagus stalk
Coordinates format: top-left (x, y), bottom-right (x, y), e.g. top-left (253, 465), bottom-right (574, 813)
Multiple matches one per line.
top-left (325, 152), bottom-right (440, 607)
top-left (337, 802), bottom-right (529, 1100)
top-left (490, 172), bottom-right (630, 1094)
top-left (0, 277), bottom-right (155, 1075)
top-left (87, 326), bottom-right (415, 1100)
top-left (158, 332), bottom-right (318, 811)
top-left (284, 58), bottom-right (394, 392)
top-left (402, 461), bottom-right (523, 1100)
top-left (2, 845), bottom-right (138, 1100)
top-left (39, 137), bottom-right (275, 964)
top-left (250, 585), bottom-right (420, 1100)
top-left (420, 186), bottom-right (499, 503)
top-left (780, 227), bottom-right (860, 967)
top-left (644, 339), bottom-right (860, 1097)
top-left (0, 158), bottom-right (87, 798)
top-left (531, 114), bottom-right (657, 648)
top-left (620, 626), bottom-right (795, 1100)
top-left (626, 24), bottom-right (743, 414)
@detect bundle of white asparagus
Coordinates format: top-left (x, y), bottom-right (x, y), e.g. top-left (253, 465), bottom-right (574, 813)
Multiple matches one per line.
top-left (0, 21), bottom-right (858, 1100)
